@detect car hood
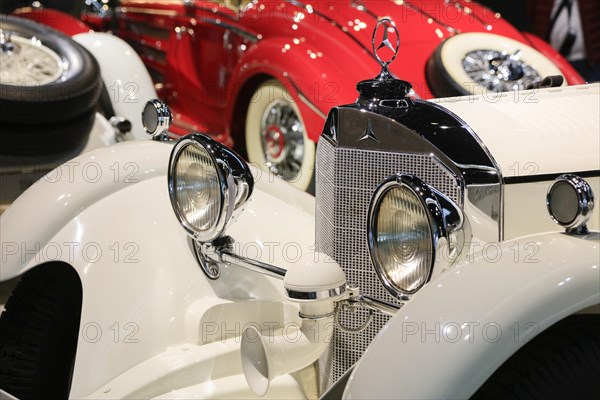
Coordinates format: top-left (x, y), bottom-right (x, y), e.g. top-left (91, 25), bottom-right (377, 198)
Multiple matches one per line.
top-left (438, 83), bottom-right (600, 180)
top-left (314, 0), bottom-right (523, 45)
top-left (289, 0), bottom-right (527, 97)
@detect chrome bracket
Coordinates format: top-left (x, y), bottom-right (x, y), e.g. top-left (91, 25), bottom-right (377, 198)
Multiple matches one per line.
top-left (194, 237), bottom-right (234, 280)
top-left (193, 236), bottom-right (287, 281)
top-left (334, 284), bottom-right (401, 334)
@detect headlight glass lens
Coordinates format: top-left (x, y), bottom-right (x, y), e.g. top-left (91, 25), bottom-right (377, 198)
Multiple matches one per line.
top-left (548, 180), bottom-right (579, 225)
top-left (546, 174), bottom-right (594, 231)
top-left (173, 143), bottom-right (222, 236)
top-left (372, 185), bottom-right (433, 294)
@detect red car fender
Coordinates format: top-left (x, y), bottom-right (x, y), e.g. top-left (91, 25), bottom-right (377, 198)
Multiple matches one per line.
top-left (448, 0), bottom-right (523, 36)
top-left (225, 37), bottom-right (376, 144)
top-left (522, 32), bottom-right (585, 85)
top-left (11, 7), bottom-right (91, 36)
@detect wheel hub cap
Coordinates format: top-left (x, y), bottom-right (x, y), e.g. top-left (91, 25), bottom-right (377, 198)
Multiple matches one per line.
top-left (264, 125), bottom-right (286, 163)
top-left (260, 99), bottom-right (305, 181)
top-left (463, 49), bottom-right (542, 92)
top-left (0, 32), bottom-right (65, 86)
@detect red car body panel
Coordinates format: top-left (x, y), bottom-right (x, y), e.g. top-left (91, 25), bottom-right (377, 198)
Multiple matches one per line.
top-left (13, 7), bottom-right (91, 35)
top-left (14, 0), bottom-right (585, 150)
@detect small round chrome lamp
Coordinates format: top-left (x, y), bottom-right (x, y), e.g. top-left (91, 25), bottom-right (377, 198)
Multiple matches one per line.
top-left (546, 174), bottom-right (595, 234)
top-left (142, 99), bottom-right (172, 140)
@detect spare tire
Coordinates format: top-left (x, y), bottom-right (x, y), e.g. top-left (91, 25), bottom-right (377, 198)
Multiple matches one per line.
top-left (426, 32), bottom-right (565, 97)
top-left (0, 15), bottom-right (101, 155)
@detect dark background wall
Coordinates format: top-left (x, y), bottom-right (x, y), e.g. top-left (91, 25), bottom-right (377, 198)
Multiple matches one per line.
top-left (477, 0), bottom-right (531, 31)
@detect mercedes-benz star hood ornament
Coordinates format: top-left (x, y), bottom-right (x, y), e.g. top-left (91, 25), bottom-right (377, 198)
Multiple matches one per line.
top-left (373, 18), bottom-right (400, 71)
top-left (357, 18), bottom-right (412, 104)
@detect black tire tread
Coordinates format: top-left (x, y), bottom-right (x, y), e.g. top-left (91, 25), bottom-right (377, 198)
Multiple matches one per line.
top-left (0, 108), bottom-right (95, 157)
top-left (472, 314), bottom-right (600, 400)
top-left (0, 263), bottom-right (83, 399)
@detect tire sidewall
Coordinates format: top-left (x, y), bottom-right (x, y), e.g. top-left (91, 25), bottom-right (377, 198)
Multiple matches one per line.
top-left (0, 15), bottom-right (101, 123)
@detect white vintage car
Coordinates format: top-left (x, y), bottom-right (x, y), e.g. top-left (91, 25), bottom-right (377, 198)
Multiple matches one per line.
top-left (1, 20), bottom-right (599, 400)
top-left (0, 15), bottom-right (156, 209)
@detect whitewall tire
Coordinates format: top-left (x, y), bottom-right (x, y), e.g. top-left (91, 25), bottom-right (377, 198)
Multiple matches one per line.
top-left (427, 32), bottom-right (565, 97)
top-left (245, 80), bottom-right (316, 192)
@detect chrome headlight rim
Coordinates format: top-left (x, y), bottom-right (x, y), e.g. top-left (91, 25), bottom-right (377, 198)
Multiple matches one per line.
top-left (168, 134), bottom-right (232, 243)
top-left (142, 99), bottom-right (172, 139)
top-left (546, 174), bottom-right (595, 231)
top-left (367, 174), bottom-right (446, 297)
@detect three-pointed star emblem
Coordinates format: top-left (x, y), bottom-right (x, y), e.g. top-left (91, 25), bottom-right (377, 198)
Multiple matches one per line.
top-left (357, 120), bottom-right (380, 143)
top-left (377, 27), bottom-right (396, 53)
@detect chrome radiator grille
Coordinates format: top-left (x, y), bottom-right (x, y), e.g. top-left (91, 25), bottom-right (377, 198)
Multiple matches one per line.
top-left (315, 137), bottom-right (461, 384)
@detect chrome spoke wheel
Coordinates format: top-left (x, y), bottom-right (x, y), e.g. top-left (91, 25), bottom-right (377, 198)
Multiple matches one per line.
top-left (427, 32), bottom-right (564, 97)
top-left (260, 99), bottom-right (305, 182)
top-left (0, 31), bottom-right (65, 86)
top-left (462, 49), bottom-right (542, 92)
top-left (246, 79), bottom-right (315, 192)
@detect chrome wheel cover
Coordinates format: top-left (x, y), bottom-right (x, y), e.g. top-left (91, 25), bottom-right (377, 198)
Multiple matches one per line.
top-left (260, 99), bottom-right (305, 181)
top-left (462, 49), bottom-right (542, 92)
top-left (0, 32), bottom-right (65, 86)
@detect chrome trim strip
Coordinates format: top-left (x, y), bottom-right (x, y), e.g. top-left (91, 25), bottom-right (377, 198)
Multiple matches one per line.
top-left (298, 310), bottom-right (336, 320)
top-left (118, 6), bottom-right (259, 42)
top-left (286, 284), bottom-right (347, 300)
top-left (505, 169), bottom-right (600, 184)
top-left (359, 295), bottom-right (400, 315)
top-left (118, 6), bottom-right (177, 16)
top-left (199, 17), bottom-right (259, 43)
top-left (297, 92), bottom-right (327, 120)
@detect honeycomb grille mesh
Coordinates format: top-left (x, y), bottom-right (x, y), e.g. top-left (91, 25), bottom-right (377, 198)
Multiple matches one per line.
top-left (315, 138), bottom-right (461, 385)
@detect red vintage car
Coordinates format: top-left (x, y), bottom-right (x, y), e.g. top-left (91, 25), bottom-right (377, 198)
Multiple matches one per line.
top-left (14, 0), bottom-right (584, 191)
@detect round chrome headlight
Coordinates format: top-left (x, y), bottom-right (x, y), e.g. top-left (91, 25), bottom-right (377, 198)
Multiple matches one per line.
top-left (547, 174), bottom-right (594, 233)
top-left (168, 135), bottom-right (237, 242)
top-left (368, 175), bottom-right (445, 296)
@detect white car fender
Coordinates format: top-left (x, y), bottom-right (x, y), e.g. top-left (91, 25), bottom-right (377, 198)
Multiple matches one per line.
top-left (344, 232), bottom-right (600, 399)
top-left (73, 32), bottom-right (158, 140)
top-left (0, 140), bottom-right (172, 281)
top-left (0, 139), bottom-right (317, 396)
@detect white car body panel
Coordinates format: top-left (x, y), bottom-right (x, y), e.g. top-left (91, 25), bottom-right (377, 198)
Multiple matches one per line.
top-left (344, 232), bottom-right (600, 399)
top-left (438, 83), bottom-right (600, 176)
top-left (504, 179), bottom-right (600, 239)
top-left (0, 140), bottom-right (316, 397)
top-left (74, 32), bottom-right (158, 140)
